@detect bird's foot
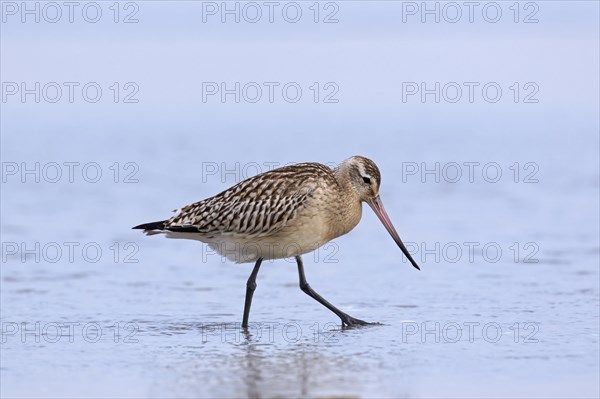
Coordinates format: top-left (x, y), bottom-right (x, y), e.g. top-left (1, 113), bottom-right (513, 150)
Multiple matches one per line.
top-left (340, 314), bottom-right (378, 328)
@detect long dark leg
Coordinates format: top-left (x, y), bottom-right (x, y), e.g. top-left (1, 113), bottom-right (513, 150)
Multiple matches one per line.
top-left (295, 255), bottom-right (370, 327)
top-left (242, 258), bottom-right (263, 328)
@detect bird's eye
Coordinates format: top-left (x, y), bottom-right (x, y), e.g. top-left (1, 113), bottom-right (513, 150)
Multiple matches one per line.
top-left (362, 176), bottom-right (371, 184)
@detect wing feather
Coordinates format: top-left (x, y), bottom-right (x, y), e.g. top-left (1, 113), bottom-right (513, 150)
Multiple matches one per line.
top-left (164, 163), bottom-right (336, 238)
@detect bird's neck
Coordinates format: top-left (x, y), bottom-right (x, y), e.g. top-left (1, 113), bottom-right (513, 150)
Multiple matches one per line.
top-left (329, 165), bottom-right (363, 238)
top-left (334, 163), bottom-right (360, 201)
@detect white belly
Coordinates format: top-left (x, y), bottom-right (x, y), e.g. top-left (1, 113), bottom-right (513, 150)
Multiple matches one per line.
top-left (164, 213), bottom-right (331, 263)
top-left (164, 233), bottom-right (325, 263)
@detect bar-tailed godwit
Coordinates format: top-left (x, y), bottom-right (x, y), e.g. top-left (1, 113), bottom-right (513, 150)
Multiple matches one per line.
top-left (133, 156), bottom-right (420, 327)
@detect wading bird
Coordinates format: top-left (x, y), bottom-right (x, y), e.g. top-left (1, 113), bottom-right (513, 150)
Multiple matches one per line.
top-left (133, 156), bottom-right (420, 327)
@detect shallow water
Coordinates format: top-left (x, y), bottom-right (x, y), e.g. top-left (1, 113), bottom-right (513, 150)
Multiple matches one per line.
top-left (2, 1), bottom-right (599, 398)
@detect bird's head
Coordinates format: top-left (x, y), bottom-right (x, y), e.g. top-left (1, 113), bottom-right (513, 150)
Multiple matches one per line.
top-left (340, 155), bottom-right (382, 202)
top-left (336, 155), bottom-right (420, 271)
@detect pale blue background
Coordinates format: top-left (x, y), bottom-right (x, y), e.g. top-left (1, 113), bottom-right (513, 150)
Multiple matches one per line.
top-left (1, 1), bottom-right (599, 398)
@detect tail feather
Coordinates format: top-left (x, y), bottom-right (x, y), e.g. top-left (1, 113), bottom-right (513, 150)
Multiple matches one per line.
top-left (132, 221), bottom-right (166, 231)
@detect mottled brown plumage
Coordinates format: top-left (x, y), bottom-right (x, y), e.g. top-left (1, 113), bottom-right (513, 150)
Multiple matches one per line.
top-left (133, 155), bottom-right (419, 327)
top-left (167, 162), bottom-right (335, 238)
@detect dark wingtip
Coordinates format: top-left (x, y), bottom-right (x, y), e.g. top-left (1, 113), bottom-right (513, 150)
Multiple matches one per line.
top-left (132, 221), bottom-right (166, 230)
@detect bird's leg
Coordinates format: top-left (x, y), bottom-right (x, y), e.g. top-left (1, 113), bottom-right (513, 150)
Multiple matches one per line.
top-left (242, 258), bottom-right (263, 329)
top-left (295, 255), bottom-right (370, 327)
